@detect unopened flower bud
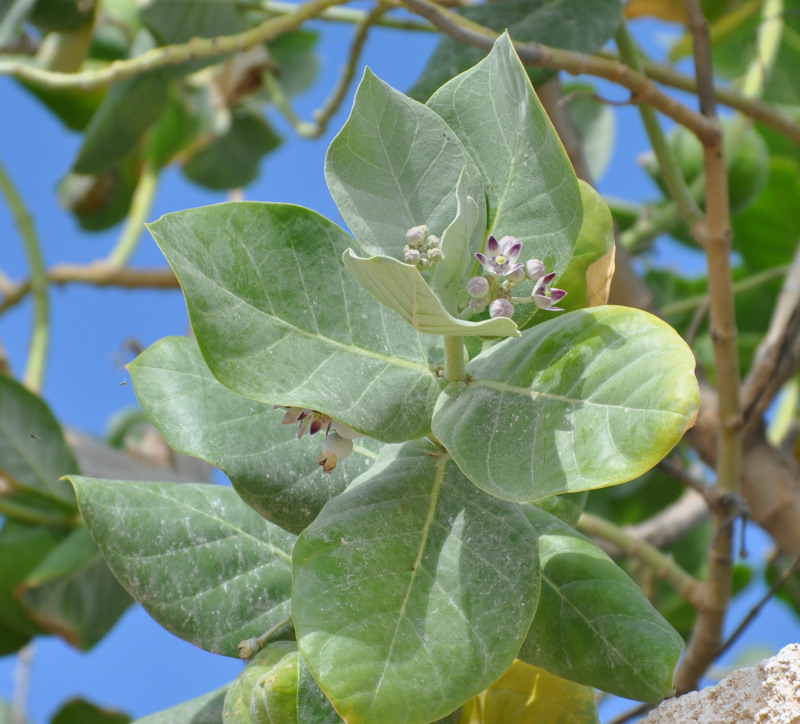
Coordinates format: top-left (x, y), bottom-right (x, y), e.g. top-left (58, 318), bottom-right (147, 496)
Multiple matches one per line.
top-left (406, 225), bottom-right (428, 248)
top-left (404, 248), bottom-right (422, 264)
top-left (332, 420), bottom-right (362, 440)
top-left (467, 276), bottom-right (490, 298)
top-left (468, 297), bottom-right (488, 313)
top-left (507, 266), bottom-right (525, 284)
top-left (317, 432), bottom-right (354, 473)
top-left (425, 234), bottom-right (440, 249)
top-left (427, 247), bottom-right (442, 263)
top-left (525, 258), bottom-right (547, 282)
top-left (489, 298), bottom-right (515, 319)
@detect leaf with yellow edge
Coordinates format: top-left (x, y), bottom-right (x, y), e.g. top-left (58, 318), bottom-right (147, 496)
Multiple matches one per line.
top-left (343, 249), bottom-right (519, 337)
top-left (459, 660), bottom-right (598, 724)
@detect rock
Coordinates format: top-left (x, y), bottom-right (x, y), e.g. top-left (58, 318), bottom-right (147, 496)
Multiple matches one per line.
top-left (643, 643), bottom-right (800, 723)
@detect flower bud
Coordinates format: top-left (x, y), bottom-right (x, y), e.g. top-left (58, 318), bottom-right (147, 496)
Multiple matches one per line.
top-left (525, 258), bottom-right (546, 282)
top-left (467, 276), bottom-right (490, 298)
top-left (238, 638), bottom-right (261, 660)
top-left (468, 297), bottom-right (488, 313)
top-left (427, 247), bottom-right (442, 263)
top-left (406, 225), bottom-right (428, 248)
top-left (489, 298), bottom-right (515, 319)
top-left (507, 266), bottom-right (525, 284)
top-left (332, 420), bottom-right (361, 439)
top-left (317, 432), bottom-right (354, 473)
top-left (425, 234), bottom-right (440, 249)
top-left (404, 248), bottom-right (422, 264)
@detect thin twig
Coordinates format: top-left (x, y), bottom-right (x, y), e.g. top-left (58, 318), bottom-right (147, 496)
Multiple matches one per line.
top-left (717, 551), bottom-right (800, 660)
top-left (741, 241), bottom-right (800, 428)
top-left (11, 644), bottom-right (34, 724)
top-left (578, 513), bottom-right (706, 610)
top-left (0, 159), bottom-right (49, 393)
top-left (673, 0), bottom-right (742, 695)
top-left (0, 0), bottom-right (349, 90)
top-left (257, 0), bottom-right (434, 31)
top-left (400, 0), bottom-right (718, 142)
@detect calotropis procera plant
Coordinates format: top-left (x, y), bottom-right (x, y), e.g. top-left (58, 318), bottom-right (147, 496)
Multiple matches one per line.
top-left (67, 36), bottom-right (699, 724)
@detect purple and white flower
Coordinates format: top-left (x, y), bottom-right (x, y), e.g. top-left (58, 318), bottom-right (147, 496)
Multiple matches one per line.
top-left (532, 272), bottom-right (567, 311)
top-left (475, 235), bottom-right (524, 277)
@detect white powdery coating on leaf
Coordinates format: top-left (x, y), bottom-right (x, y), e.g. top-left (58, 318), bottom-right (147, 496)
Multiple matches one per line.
top-left (644, 644), bottom-right (800, 724)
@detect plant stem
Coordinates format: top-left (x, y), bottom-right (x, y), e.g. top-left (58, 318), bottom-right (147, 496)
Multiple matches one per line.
top-left (107, 161), bottom-right (159, 268)
top-left (0, 159), bottom-right (49, 393)
top-left (256, 0), bottom-right (435, 31)
top-left (615, 22), bottom-right (703, 231)
top-left (578, 513), bottom-right (705, 609)
top-left (443, 336), bottom-right (466, 383)
top-left (0, 0), bottom-right (349, 90)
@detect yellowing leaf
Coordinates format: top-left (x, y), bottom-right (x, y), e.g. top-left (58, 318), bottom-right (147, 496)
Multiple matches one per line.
top-left (460, 660), bottom-right (598, 723)
top-left (624, 0), bottom-right (687, 22)
top-left (587, 245), bottom-right (615, 307)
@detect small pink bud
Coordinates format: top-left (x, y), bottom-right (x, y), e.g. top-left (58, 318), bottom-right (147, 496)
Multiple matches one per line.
top-left (467, 276), bottom-right (490, 298)
top-left (525, 259), bottom-right (546, 281)
top-left (489, 298), bottom-right (515, 318)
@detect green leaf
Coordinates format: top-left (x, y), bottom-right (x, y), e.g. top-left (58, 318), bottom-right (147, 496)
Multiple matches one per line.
top-left (128, 335), bottom-right (381, 534)
top-left (268, 30), bottom-right (319, 97)
top-left (73, 71), bottom-right (169, 174)
top-left (409, 0), bottom-right (622, 101)
top-left (17, 525), bottom-right (132, 650)
top-left (428, 33), bottom-right (582, 277)
top-left (293, 441), bottom-right (540, 724)
top-left (51, 698), bottom-right (131, 724)
top-left (0, 0), bottom-right (35, 46)
top-left (225, 642), bottom-right (299, 723)
top-left (69, 477), bottom-right (295, 657)
top-left (563, 82), bottom-right (616, 183)
top-left (431, 169), bottom-right (481, 313)
top-left (139, 0), bottom-right (244, 45)
top-left (325, 68), bottom-right (486, 258)
top-left (298, 655), bottom-right (342, 723)
top-left (432, 306), bottom-right (699, 502)
top-left (0, 519), bottom-right (58, 654)
top-left (519, 507), bottom-right (683, 703)
top-left (343, 250), bottom-right (519, 338)
top-left (0, 373), bottom-right (77, 514)
top-left (183, 108), bottom-right (281, 191)
top-left (517, 181), bottom-right (615, 330)
top-left (134, 686), bottom-right (228, 724)
top-left (459, 659), bottom-right (598, 723)
top-left (147, 202), bottom-right (441, 442)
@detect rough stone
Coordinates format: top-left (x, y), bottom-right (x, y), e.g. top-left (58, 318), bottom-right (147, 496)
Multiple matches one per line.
top-left (643, 643), bottom-right (800, 723)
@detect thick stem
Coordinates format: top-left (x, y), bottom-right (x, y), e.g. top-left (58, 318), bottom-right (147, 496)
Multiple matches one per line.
top-left (0, 159), bottom-right (49, 393)
top-left (443, 336), bottom-right (466, 383)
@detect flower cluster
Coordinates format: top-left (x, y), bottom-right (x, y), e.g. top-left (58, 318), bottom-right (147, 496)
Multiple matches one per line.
top-left (278, 406), bottom-right (362, 473)
top-left (403, 225), bottom-right (441, 270)
top-left (467, 235), bottom-right (566, 319)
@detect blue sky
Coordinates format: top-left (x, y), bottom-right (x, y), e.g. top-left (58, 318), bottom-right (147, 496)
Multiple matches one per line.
top-left (1, 12), bottom-right (798, 723)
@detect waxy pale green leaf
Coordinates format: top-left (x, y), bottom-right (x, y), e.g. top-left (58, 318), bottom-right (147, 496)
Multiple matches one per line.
top-left (343, 250), bottom-right (519, 338)
top-left (433, 306), bottom-right (700, 501)
top-left (129, 336), bottom-right (381, 534)
top-left (0, 374), bottom-right (77, 515)
top-left (293, 441), bottom-right (539, 724)
top-left (519, 507), bottom-right (683, 703)
top-left (432, 169), bottom-right (481, 314)
top-left (517, 181), bottom-right (615, 330)
top-left (135, 686), bottom-right (228, 724)
top-left (69, 477), bottom-right (295, 657)
top-left (140, 0), bottom-right (245, 44)
top-left (326, 69), bottom-right (486, 258)
top-left (148, 202), bottom-right (440, 442)
top-left (18, 525), bottom-right (132, 650)
top-left (428, 33), bottom-right (582, 278)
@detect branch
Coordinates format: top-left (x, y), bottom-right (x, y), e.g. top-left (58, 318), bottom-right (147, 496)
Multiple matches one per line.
top-left (673, 0), bottom-right (742, 695)
top-left (578, 513), bottom-right (706, 610)
top-left (741, 241), bottom-right (800, 428)
top-left (0, 0), bottom-right (348, 90)
top-left (107, 160), bottom-right (160, 268)
top-left (0, 159), bottom-right (49, 393)
top-left (401, 0), bottom-right (718, 142)
top-left (0, 264), bottom-right (179, 316)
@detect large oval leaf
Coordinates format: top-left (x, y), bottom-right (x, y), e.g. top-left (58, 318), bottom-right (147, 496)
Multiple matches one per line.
top-left (292, 441), bottom-right (539, 724)
top-left (134, 686), bottom-right (228, 723)
top-left (147, 202), bottom-right (441, 442)
top-left (69, 477), bottom-right (295, 657)
top-left (128, 335), bottom-right (381, 534)
top-left (433, 306), bottom-right (699, 501)
top-left (428, 33), bottom-right (582, 278)
top-left (518, 506), bottom-right (684, 703)
top-left (325, 69), bottom-right (486, 258)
